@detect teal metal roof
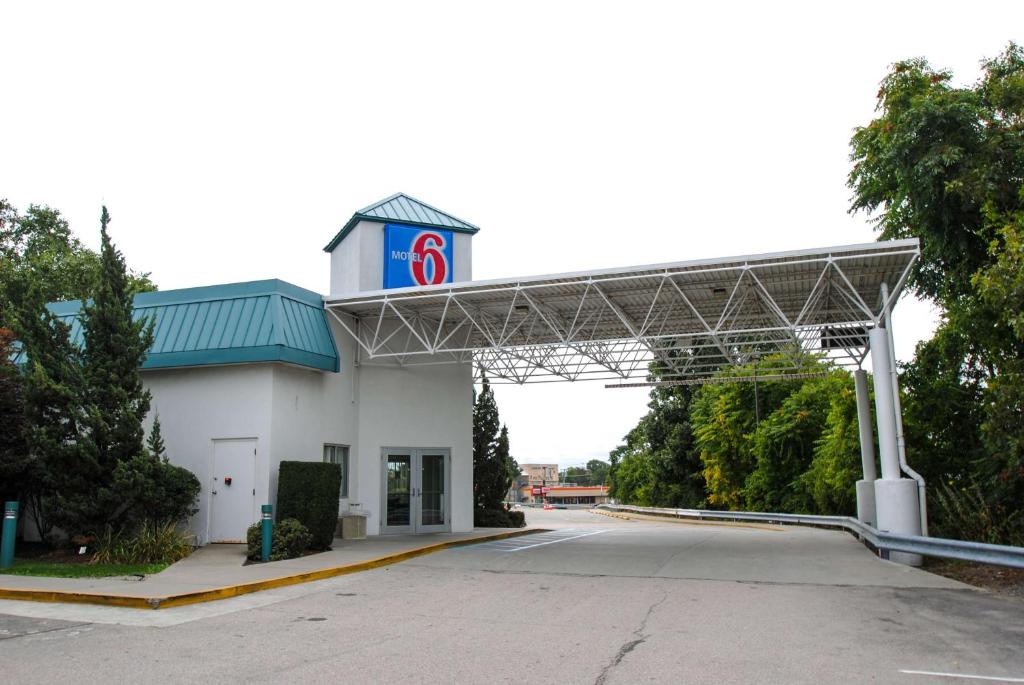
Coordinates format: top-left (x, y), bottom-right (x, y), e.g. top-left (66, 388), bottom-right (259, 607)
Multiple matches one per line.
top-left (323, 192), bottom-right (480, 252)
top-left (36, 280), bottom-right (339, 372)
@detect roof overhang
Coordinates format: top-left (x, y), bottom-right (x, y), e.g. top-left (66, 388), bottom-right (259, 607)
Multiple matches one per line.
top-left (324, 239), bottom-right (920, 384)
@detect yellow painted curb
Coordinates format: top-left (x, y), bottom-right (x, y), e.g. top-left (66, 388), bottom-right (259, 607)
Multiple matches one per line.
top-left (590, 509), bottom-right (784, 531)
top-left (0, 527), bottom-right (549, 610)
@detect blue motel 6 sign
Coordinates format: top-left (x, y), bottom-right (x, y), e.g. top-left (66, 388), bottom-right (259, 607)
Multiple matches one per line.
top-left (383, 224), bottom-right (454, 289)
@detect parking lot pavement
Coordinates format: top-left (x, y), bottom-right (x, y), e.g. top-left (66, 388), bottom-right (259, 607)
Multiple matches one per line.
top-left (2, 509), bottom-right (1023, 684)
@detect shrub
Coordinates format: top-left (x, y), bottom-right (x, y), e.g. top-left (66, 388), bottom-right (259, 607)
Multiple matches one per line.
top-left (92, 520), bottom-right (194, 565)
top-left (112, 454), bottom-right (201, 527)
top-left (277, 461), bottom-right (341, 550)
top-left (474, 508), bottom-right (515, 528)
top-left (931, 481), bottom-right (1024, 547)
top-left (507, 510), bottom-right (526, 528)
top-left (246, 517), bottom-right (312, 561)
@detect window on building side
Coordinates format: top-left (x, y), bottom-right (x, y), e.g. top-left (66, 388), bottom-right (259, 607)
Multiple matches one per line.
top-left (323, 444), bottom-right (349, 498)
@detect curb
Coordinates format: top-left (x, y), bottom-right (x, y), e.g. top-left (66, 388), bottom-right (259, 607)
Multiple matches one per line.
top-left (0, 527), bottom-right (548, 610)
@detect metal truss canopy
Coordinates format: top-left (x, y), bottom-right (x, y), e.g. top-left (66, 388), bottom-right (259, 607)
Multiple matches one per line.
top-left (325, 239), bottom-right (920, 384)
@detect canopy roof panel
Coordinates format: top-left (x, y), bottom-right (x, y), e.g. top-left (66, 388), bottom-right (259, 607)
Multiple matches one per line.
top-left (325, 239), bottom-right (919, 384)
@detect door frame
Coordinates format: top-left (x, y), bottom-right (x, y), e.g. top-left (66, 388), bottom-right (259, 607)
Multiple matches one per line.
top-left (208, 437), bottom-right (258, 543)
top-left (380, 447), bottom-right (451, 535)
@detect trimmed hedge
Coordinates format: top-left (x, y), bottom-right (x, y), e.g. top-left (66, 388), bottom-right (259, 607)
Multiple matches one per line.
top-left (473, 508), bottom-right (526, 528)
top-left (277, 461), bottom-right (341, 550)
top-left (246, 518), bottom-right (312, 561)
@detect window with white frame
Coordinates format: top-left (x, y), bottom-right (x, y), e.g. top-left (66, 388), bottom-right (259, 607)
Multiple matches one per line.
top-left (323, 444), bottom-right (349, 498)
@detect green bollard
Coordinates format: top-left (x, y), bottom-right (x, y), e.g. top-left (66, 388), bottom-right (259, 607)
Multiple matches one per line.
top-left (1, 501), bottom-right (17, 570)
top-left (261, 504), bottom-right (273, 562)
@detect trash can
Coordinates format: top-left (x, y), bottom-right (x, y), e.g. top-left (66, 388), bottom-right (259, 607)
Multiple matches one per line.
top-left (336, 505), bottom-right (368, 540)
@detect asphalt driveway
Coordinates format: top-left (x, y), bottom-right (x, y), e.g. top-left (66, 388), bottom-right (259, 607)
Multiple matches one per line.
top-left (1, 509), bottom-right (1022, 684)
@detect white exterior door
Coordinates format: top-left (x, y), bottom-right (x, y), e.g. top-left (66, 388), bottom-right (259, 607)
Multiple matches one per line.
top-left (210, 438), bottom-right (257, 543)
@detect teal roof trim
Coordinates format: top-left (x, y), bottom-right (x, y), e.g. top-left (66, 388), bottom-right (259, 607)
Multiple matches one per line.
top-left (323, 192), bottom-right (480, 252)
top-left (28, 279), bottom-right (339, 373)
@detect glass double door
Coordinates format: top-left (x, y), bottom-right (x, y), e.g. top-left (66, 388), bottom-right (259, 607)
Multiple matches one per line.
top-left (382, 449), bottom-right (449, 534)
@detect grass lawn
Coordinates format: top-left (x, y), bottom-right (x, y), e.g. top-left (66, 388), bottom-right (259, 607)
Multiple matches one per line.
top-left (0, 559), bottom-right (169, 578)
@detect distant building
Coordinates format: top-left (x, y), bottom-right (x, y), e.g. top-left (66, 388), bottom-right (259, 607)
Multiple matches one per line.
top-left (542, 486), bottom-right (609, 506)
top-left (520, 463), bottom-right (559, 487)
top-left (507, 463), bottom-right (559, 503)
top-left (507, 463), bottom-right (610, 504)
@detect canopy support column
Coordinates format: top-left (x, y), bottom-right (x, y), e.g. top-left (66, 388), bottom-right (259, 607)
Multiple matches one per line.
top-left (853, 369), bottom-right (877, 526)
top-left (870, 322), bottom-right (922, 566)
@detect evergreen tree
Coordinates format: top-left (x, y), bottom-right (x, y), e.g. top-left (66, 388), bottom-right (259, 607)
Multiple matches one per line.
top-left (9, 206), bottom-right (198, 541)
top-left (472, 374), bottom-right (512, 511)
top-left (0, 327), bottom-right (28, 505)
top-left (62, 207), bottom-right (155, 532)
top-left (147, 414), bottom-right (167, 462)
top-left (12, 284), bottom-right (86, 539)
top-left (494, 424), bottom-right (517, 501)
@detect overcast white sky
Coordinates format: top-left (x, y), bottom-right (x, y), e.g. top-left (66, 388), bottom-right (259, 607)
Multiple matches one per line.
top-left (3, 1), bottom-right (1020, 470)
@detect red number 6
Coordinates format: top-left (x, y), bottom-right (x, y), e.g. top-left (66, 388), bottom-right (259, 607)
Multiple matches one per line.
top-left (412, 232), bottom-right (448, 285)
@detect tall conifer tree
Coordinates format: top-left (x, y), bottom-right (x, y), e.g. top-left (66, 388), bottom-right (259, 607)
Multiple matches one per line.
top-left (13, 284), bottom-right (86, 539)
top-left (472, 374), bottom-right (507, 510)
top-left (69, 207), bottom-right (155, 531)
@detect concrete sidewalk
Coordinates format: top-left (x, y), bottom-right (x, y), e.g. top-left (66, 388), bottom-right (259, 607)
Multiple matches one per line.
top-left (0, 527), bottom-right (541, 609)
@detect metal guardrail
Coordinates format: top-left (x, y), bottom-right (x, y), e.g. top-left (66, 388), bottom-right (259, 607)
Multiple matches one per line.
top-left (595, 504), bottom-right (1024, 569)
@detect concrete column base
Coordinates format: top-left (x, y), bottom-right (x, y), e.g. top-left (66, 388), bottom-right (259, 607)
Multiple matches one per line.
top-left (856, 480), bottom-right (876, 528)
top-left (874, 478), bottom-right (922, 566)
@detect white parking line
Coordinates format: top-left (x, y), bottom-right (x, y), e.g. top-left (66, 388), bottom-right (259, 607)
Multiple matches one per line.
top-left (505, 529), bottom-right (608, 551)
top-left (900, 670), bottom-right (1024, 682)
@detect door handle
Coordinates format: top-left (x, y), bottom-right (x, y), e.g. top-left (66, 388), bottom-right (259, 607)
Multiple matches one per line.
top-left (212, 490), bottom-right (218, 495)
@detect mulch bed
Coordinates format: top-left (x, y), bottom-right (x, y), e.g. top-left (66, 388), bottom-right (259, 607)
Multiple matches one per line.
top-left (923, 558), bottom-right (1024, 598)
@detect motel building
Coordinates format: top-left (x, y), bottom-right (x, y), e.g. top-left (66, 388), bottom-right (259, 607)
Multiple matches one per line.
top-left (38, 193), bottom-right (929, 564)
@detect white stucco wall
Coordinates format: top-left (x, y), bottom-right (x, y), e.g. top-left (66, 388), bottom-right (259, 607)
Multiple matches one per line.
top-left (330, 221), bottom-right (384, 295)
top-left (142, 313), bottom-right (471, 541)
top-left (143, 365), bottom-right (274, 545)
top-left (452, 232), bottom-right (472, 283)
top-left (268, 361), bottom-right (357, 513)
top-left (354, 361), bottom-right (475, 535)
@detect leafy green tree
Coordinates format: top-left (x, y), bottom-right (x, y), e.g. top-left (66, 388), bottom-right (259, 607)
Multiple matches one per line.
top-left (973, 221), bottom-right (1024, 508)
top-left (608, 439), bottom-right (654, 505)
top-left (848, 44), bottom-right (1024, 306)
top-left (561, 466), bottom-right (584, 482)
top-left (899, 321), bottom-right (988, 486)
top-left (745, 374), bottom-right (847, 513)
top-left (849, 44), bottom-right (1024, 542)
top-left (0, 200), bottom-right (155, 330)
top-left (798, 378), bottom-right (867, 515)
top-left (586, 459), bottom-right (610, 486)
top-left (607, 358), bottom-right (706, 508)
top-left (691, 357), bottom-right (803, 509)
